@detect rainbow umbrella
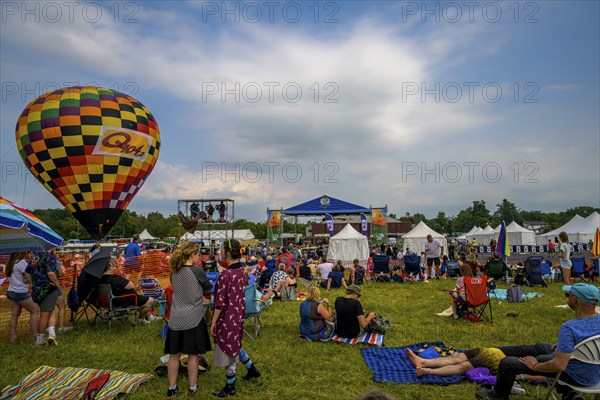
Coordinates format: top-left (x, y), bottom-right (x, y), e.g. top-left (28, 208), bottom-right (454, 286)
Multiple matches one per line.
top-left (0, 196), bottom-right (63, 254)
top-left (497, 220), bottom-right (511, 259)
top-left (592, 227), bottom-right (600, 257)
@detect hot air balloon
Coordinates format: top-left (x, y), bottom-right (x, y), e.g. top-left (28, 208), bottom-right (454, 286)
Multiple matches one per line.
top-left (15, 86), bottom-right (160, 239)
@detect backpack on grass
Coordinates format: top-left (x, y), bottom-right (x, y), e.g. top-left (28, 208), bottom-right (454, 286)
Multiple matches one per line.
top-left (507, 284), bottom-right (525, 303)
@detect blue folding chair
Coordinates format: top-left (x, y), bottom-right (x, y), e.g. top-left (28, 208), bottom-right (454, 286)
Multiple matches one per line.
top-left (402, 255), bottom-right (422, 282)
top-left (571, 258), bottom-right (586, 281)
top-left (540, 260), bottom-right (553, 286)
top-left (244, 284), bottom-right (265, 339)
top-left (525, 256), bottom-right (546, 287)
top-left (372, 254), bottom-right (392, 282)
top-left (446, 261), bottom-right (460, 278)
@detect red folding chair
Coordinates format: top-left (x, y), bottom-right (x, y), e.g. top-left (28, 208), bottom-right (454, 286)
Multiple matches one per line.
top-left (460, 276), bottom-right (493, 322)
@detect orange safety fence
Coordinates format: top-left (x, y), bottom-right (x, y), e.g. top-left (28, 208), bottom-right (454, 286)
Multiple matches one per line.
top-left (0, 251), bottom-right (176, 342)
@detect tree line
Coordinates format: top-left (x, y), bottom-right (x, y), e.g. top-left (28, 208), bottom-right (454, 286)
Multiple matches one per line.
top-left (32, 199), bottom-right (598, 241)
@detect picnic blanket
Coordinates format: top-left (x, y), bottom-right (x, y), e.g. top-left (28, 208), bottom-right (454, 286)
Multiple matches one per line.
top-left (0, 365), bottom-right (152, 400)
top-left (489, 288), bottom-right (542, 301)
top-left (361, 342), bottom-right (465, 384)
top-left (332, 332), bottom-right (385, 347)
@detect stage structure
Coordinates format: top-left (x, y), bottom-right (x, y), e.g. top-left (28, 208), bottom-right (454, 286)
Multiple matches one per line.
top-left (178, 198), bottom-right (235, 252)
top-left (269, 195), bottom-right (388, 245)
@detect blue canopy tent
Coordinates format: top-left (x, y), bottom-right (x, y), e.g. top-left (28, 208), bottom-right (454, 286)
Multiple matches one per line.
top-left (273, 195), bottom-right (372, 245)
top-left (281, 195), bottom-right (371, 215)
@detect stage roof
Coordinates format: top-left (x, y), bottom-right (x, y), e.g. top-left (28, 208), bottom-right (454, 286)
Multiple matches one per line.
top-left (281, 195), bottom-right (371, 216)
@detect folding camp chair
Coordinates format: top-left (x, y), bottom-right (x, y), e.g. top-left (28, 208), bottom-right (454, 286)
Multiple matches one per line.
top-left (459, 276), bottom-right (493, 322)
top-left (544, 334), bottom-right (600, 400)
top-left (571, 257), bottom-right (586, 282)
top-left (524, 256), bottom-right (546, 287)
top-left (446, 261), bottom-right (460, 278)
top-left (540, 260), bottom-right (553, 286)
top-left (485, 259), bottom-right (509, 283)
top-left (244, 284), bottom-right (265, 339)
top-left (402, 255), bottom-right (422, 283)
top-left (73, 287), bottom-right (101, 325)
top-left (96, 283), bottom-right (140, 332)
top-left (372, 254), bottom-right (392, 282)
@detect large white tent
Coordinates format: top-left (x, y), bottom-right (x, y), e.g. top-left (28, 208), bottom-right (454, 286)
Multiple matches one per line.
top-left (402, 221), bottom-right (448, 255)
top-left (536, 215), bottom-right (584, 245)
top-left (506, 221), bottom-right (536, 245)
top-left (537, 212), bottom-right (600, 244)
top-left (139, 229), bottom-right (157, 240)
top-left (328, 223), bottom-right (369, 261)
top-left (474, 225), bottom-right (495, 245)
top-left (464, 226), bottom-right (480, 241)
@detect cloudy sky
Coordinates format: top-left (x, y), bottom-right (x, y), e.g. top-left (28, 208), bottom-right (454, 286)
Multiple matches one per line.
top-left (1, 1), bottom-right (598, 222)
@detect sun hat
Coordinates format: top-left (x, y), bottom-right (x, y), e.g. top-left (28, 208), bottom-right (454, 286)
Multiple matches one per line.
top-left (562, 283), bottom-right (600, 305)
top-left (346, 284), bottom-right (362, 296)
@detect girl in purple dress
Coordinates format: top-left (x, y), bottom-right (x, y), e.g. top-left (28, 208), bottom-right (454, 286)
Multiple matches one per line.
top-left (210, 239), bottom-right (261, 397)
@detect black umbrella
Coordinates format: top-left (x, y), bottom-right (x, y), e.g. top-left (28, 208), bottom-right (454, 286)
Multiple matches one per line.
top-left (77, 249), bottom-right (111, 302)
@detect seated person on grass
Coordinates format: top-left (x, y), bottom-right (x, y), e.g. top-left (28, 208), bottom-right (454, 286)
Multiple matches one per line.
top-left (406, 346), bottom-right (549, 380)
top-left (334, 285), bottom-right (375, 338)
top-left (262, 267), bottom-right (296, 301)
top-left (327, 264), bottom-right (348, 291)
top-left (353, 259), bottom-right (370, 286)
top-left (448, 275), bottom-right (467, 320)
top-left (100, 262), bottom-right (154, 324)
top-left (299, 286), bottom-right (334, 340)
top-left (298, 260), bottom-right (312, 280)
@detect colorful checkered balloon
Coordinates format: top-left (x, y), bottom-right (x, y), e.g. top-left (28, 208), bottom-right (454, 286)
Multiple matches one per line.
top-left (15, 86), bottom-right (161, 239)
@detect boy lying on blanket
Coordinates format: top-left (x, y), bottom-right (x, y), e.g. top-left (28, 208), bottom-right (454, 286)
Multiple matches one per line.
top-left (405, 346), bottom-right (548, 382)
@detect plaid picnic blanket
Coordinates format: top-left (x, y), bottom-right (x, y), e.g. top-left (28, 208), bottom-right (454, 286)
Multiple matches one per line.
top-left (332, 331), bottom-right (384, 347)
top-left (0, 365), bottom-right (152, 400)
top-left (361, 342), bottom-right (465, 384)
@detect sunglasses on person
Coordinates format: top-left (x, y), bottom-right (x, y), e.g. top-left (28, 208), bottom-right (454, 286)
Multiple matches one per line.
top-left (564, 292), bottom-right (572, 298)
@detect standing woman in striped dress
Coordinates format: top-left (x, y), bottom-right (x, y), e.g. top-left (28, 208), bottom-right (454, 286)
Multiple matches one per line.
top-left (165, 241), bottom-right (213, 398)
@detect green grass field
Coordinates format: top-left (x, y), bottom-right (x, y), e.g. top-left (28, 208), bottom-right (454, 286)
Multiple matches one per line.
top-left (0, 279), bottom-right (595, 399)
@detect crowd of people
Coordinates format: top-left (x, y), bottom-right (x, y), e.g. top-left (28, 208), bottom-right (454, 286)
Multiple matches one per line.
top-left (3, 231), bottom-right (599, 399)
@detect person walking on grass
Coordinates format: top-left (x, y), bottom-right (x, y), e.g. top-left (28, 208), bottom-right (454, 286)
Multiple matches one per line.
top-left (5, 251), bottom-right (38, 343)
top-left (211, 239), bottom-right (260, 397)
top-left (25, 252), bottom-right (60, 346)
top-left (165, 241), bottom-right (213, 398)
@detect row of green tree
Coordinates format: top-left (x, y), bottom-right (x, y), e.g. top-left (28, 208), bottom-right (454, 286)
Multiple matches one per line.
top-left (33, 199), bottom-right (598, 241)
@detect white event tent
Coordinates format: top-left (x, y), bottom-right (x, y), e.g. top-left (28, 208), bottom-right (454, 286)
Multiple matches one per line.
top-left (402, 221), bottom-right (448, 255)
top-left (506, 221), bottom-right (536, 245)
top-left (536, 215), bottom-right (584, 245)
top-left (328, 223), bottom-right (369, 261)
top-left (464, 226), bottom-right (481, 241)
top-left (139, 229), bottom-right (157, 240)
top-left (474, 225), bottom-right (495, 245)
top-left (537, 212), bottom-right (600, 244)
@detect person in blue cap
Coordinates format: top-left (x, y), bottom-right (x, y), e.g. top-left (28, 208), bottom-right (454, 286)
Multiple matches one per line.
top-left (476, 283), bottom-right (600, 400)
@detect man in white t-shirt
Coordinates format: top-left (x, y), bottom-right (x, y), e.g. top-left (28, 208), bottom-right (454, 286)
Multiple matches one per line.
top-left (424, 234), bottom-right (444, 280)
top-left (316, 257), bottom-right (334, 285)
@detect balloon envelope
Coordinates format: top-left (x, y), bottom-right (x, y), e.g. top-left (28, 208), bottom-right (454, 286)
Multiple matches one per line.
top-left (15, 86), bottom-right (160, 239)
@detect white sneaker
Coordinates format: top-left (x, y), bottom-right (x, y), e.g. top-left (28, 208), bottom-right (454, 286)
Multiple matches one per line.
top-left (35, 338), bottom-right (47, 346)
top-left (511, 382), bottom-right (526, 395)
top-left (147, 314), bottom-right (157, 321)
top-left (134, 318), bottom-right (151, 325)
top-left (47, 334), bottom-right (58, 345)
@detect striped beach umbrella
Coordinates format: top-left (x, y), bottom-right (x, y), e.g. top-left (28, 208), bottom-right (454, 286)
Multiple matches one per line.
top-left (0, 196), bottom-right (63, 254)
top-left (497, 220), bottom-right (510, 259)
